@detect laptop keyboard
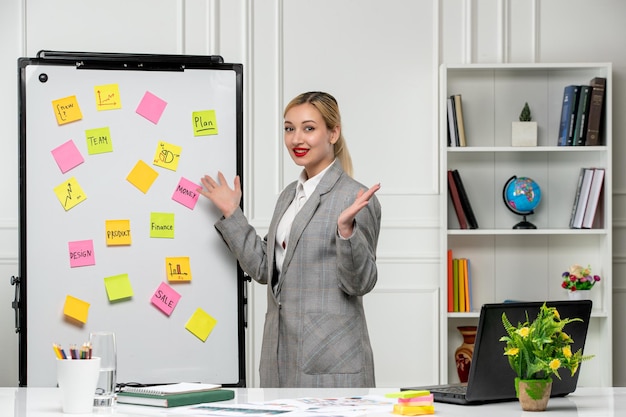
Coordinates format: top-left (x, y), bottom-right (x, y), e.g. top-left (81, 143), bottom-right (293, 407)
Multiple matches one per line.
top-left (433, 385), bottom-right (467, 394)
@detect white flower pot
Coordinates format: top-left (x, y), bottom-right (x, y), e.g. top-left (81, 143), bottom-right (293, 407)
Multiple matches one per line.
top-left (567, 290), bottom-right (591, 301)
top-left (512, 121), bottom-right (537, 146)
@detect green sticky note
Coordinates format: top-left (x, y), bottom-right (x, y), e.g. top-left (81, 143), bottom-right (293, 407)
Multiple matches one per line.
top-left (104, 273), bottom-right (133, 301)
top-left (150, 212), bottom-right (175, 238)
top-left (85, 127), bottom-right (113, 154)
top-left (192, 110), bottom-right (218, 136)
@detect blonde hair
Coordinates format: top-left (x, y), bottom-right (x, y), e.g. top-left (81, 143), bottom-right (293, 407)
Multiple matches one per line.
top-left (284, 91), bottom-right (353, 177)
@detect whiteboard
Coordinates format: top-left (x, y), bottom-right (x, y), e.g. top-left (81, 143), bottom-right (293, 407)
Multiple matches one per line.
top-left (17, 52), bottom-right (245, 387)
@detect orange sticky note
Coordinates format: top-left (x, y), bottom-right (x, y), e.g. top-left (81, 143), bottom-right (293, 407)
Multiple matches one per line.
top-left (63, 295), bottom-right (90, 323)
top-left (127, 160), bottom-right (159, 194)
top-left (166, 256), bottom-right (191, 281)
top-left (185, 308), bottom-right (217, 342)
top-left (52, 95), bottom-right (83, 125)
top-left (103, 273), bottom-right (134, 301)
top-left (105, 219), bottom-right (131, 246)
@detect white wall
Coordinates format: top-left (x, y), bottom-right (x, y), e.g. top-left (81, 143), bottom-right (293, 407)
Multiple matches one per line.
top-left (1, 0), bottom-right (625, 388)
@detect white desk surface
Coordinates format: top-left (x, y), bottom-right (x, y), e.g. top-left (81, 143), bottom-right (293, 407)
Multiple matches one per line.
top-left (2, 387), bottom-right (625, 416)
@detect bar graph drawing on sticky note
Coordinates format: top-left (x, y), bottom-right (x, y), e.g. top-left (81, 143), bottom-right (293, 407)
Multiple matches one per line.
top-left (104, 273), bottom-right (134, 301)
top-left (166, 256), bottom-right (191, 281)
top-left (185, 308), bottom-right (217, 342)
top-left (63, 295), bottom-right (90, 324)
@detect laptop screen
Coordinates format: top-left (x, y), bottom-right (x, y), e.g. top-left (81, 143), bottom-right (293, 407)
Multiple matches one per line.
top-left (465, 300), bottom-right (592, 403)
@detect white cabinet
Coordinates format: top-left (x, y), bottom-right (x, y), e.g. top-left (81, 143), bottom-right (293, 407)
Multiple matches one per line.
top-left (439, 63), bottom-right (612, 387)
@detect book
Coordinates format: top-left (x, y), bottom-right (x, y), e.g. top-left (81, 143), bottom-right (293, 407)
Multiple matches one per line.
top-left (447, 170), bottom-right (468, 229)
top-left (453, 94), bottom-right (467, 147)
top-left (585, 77), bottom-right (607, 146)
top-left (458, 258), bottom-right (466, 312)
top-left (117, 388), bottom-right (235, 408)
top-left (568, 168), bottom-right (586, 229)
top-left (557, 85), bottom-right (580, 146)
top-left (120, 382), bottom-right (221, 394)
top-left (447, 249), bottom-right (454, 312)
top-left (573, 85), bottom-right (592, 146)
top-left (451, 170), bottom-right (478, 229)
top-left (447, 97), bottom-right (459, 147)
top-left (465, 258), bottom-right (472, 312)
top-left (582, 168), bottom-right (605, 229)
top-left (570, 168), bottom-right (594, 229)
top-left (453, 258), bottom-right (459, 312)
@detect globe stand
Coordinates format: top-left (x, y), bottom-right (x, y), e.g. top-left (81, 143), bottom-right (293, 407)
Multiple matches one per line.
top-left (513, 213), bottom-right (537, 229)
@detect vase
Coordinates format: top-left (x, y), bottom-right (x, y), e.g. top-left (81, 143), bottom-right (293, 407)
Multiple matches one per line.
top-left (568, 289), bottom-right (591, 301)
top-left (454, 326), bottom-right (477, 383)
top-left (516, 378), bottom-right (552, 411)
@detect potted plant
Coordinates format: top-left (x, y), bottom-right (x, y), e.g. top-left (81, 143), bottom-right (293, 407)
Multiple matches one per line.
top-left (562, 264), bottom-right (601, 300)
top-left (500, 303), bottom-right (593, 411)
top-left (512, 102), bottom-right (538, 146)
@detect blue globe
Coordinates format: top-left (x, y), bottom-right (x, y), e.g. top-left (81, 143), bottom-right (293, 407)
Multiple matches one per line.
top-left (503, 176), bottom-right (541, 229)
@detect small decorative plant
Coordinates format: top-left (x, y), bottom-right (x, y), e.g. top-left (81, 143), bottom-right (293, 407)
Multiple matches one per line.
top-left (519, 102), bottom-right (532, 121)
top-left (500, 303), bottom-right (593, 381)
top-left (561, 264), bottom-right (601, 292)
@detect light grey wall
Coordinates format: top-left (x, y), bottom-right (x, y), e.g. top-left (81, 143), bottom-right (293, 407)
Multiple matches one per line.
top-left (1, 0), bottom-right (625, 388)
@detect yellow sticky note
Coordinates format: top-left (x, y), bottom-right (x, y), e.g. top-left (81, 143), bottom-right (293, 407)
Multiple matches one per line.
top-left (127, 160), bottom-right (159, 193)
top-left (185, 308), bottom-right (217, 342)
top-left (192, 110), bottom-right (218, 136)
top-left (85, 127), bottom-right (113, 155)
top-left (94, 83), bottom-right (122, 110)
top-left (166, 256), bottom-right (191, 281)
top-left (386, 391), bottom-right (431, 399)
top-left (52, 95), bottom-right (83, 125)
top-left (103, 273), bottom-right (133, 301)
top-left (63, 295), bottom-right (90, 323)
top-left (53, 177), bottom-right (87, 211)
top-left (153, 141), bottom-right (181, 171)
top-left (105, 219), bottom-right (132, 246)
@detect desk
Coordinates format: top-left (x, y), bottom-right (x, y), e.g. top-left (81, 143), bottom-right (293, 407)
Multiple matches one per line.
top-left (1, 387), bottom-right (625, 416)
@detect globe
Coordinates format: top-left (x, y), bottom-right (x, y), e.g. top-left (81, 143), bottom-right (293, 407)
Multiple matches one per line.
top-left (502, 175), bottom-right (542, 229)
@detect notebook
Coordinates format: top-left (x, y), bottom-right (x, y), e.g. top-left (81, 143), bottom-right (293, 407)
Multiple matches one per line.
top-left (402, 300), bottom-right (593, 405)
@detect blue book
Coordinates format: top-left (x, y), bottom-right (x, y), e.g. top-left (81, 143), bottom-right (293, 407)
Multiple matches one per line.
top-left (557, 85), bottom-right (580, 146)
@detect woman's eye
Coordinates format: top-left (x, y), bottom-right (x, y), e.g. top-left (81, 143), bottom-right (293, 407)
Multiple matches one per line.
top-left (304, 126), bottom-right (314, 132)
top-left (284, 126), bottom-right (294, 132)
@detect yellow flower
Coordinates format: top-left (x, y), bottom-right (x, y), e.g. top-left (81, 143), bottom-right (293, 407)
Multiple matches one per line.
top-left (505, 348), bottom-right (519, 356)
top-left (553, 309), bottom-right (561, 320)
top-left (516, 327), bottom-right (530, 337)
top-left (549, 359), bottom-right (561, 370)
top-left (563, 346), bottom-right (572, 358)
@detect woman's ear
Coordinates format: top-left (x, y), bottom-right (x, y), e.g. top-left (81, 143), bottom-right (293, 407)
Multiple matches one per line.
top-left (330, 125), bottom-right (340, 144)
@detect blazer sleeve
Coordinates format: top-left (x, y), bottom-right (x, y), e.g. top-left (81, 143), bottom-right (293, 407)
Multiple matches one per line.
top-left (214, 207), bottom-right (270, 285)
top-left (335, 194), bottom-right (382, 296)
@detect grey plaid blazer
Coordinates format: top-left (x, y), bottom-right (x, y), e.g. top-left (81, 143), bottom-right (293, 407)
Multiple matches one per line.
top-left (215, 160), bottom-right (381, 387)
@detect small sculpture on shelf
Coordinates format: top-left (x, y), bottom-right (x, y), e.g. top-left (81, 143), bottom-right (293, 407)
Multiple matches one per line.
top-left (512, 102), bottom-right (538, 146)
top-left (502, 175), bottom-right (542, 229)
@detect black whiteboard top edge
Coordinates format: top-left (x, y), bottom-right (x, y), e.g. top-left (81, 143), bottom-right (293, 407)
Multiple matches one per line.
top-left (18, 50), bottom-right (240, 72)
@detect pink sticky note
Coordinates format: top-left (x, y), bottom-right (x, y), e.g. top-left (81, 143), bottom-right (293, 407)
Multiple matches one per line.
top-left (172, 177), bottom-right (200, 210)
top-left (68, 239), bottom-right (95, 268)
top-left (51, 140), bottom-right (84, 173)
top-left (136, 91), bottom-right (167, 124)
top-left (151, 282), bottom-right (181, 316)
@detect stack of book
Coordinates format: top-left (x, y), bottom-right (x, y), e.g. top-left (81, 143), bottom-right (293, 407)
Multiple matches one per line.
top-left (557, 77), bottom-right (606, 146)
top-left (447, 94), bottom-right (467, 147)
top-left (117, 382), bottom-right (234, 408)
top-left (447, 250), bottom-right (472, 313)
top-left (569, 167), bottom-right (605, 229)
top-left (447, 169), bottom-right (478, 229)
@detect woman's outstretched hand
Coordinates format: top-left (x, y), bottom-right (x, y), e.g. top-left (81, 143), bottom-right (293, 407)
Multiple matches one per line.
top-left (337, 183), bottom-right (381, 238)
top-left (198, 171), bottom-right (242, 218)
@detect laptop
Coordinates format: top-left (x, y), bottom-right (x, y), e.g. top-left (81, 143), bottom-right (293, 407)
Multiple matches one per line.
top-left (402, 300), bottom-right (592, 405)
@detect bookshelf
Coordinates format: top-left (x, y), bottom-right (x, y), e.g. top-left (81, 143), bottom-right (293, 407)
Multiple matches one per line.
top-left (439, 63), bottom-right (612, 387)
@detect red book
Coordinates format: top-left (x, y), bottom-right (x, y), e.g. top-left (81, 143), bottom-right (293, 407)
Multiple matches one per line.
top-left (448, 170), bottom-right (467, 229)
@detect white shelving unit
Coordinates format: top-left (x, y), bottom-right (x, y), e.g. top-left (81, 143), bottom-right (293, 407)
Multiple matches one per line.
top-left (439, 63), bottom-right (612, 387)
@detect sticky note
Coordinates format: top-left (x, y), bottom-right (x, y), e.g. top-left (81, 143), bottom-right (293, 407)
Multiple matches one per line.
top-left (103, 273), bottom-right (133, 301)
top-left (51, 140), bottom-right (84, 173)
top-left (105, 219), bottom-right (131, 246)
top-left (94, 83), bottom-right (122, 111)
top-left (166, 256), bottom-right (191, 281)
top-left (85, 127), bottom-right (113, 155)
top-left (153, 141), bottom-right (181, 171)
top-left (398, 394), bottom-right (434, 404)
top-left (392, 404), bottom-right (435, 415)
top-left (151, 282), bottom-right (181, 316)
top-left (385, 391), bottom-right (431, 399)
top-left (52, 95), bottom-right (82, 125)
top-left (192, 110), bottom-right (218, 136)
top-left (136, 91), bottom-right (167, 124)
top-left (150, 212), bottom-right (175, 238)
top-left (68, 240), bottom-right (95, 268)
top-left (185, 308), bottom-right (217, 342)
top-left (53, 177), bottom-right (87, 211)
top-left (63, 295), bottom-right (90, 323)
top-left (127, 160), bottom-right (159, 193)
top-left (172, 177), bottom-right (200, 210)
